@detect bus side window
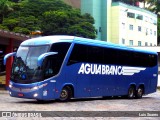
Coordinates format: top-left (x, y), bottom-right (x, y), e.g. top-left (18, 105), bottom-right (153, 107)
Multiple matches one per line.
top-left (44, 58), bottom-right (53, 79)
top-left (67, 44), bottom-right (87, 65)
top-left (87, 46), bottom-right (103, 64)
top-left (103, 48), bottom-right (117, 65)
top-left (51, 42), bottom-right (71, 65)
top-left (149, 54), bottom-right (157, 67)
top-left (44, 56), bottom-right (59, 79)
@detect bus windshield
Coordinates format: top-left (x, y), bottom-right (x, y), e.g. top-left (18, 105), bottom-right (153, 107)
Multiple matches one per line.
top-left (11, 45), bottom-right (49, 84)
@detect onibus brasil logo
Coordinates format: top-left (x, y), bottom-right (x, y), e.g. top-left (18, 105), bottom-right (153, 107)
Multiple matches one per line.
top-left (78, 63), bottom-right (146, 76)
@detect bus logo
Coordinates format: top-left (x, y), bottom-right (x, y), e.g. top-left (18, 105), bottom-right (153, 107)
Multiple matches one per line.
top-left (78, 63), bottom-right (146, 76)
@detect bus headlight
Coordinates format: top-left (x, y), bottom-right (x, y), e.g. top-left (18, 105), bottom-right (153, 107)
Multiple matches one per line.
top-left (9, 84), bottom-right (12, 88)
top-left (32, 86), bottom-right (38, 90)
top-left (33, 93), bottom-right (38, 97)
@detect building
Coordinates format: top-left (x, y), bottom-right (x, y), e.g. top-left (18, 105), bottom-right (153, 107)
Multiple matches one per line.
top-left (81, 0), bottom-right (157, 46)
top-left (111, 2), bottom-right (157, 46)
top-left (81, 0), bottom-right (110, 41)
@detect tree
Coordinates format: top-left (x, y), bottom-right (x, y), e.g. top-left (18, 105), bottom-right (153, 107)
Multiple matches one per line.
top-left (113, 0), bottom-right (151, 7)
top-left (0, 0), bottom-right (96, 39)
top-left (144, 0), bottom-right (160, 44)
top-left (0, 0), bottom-right (13, 23)
top-left (2, 15), bottom-right (40, 34)
top-left (68, 22), bottom-right (96, 39)
top-left (146, 0), bottom-right (160, 14)
top-left (41, 10), bottom-right (96, 39)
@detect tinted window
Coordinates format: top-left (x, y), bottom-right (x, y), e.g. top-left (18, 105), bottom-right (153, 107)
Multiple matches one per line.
top-left (103, 48), bottom-right (117, 65)
top-left (43, 42), bottom-right (71, 78)
top-left (67, 44), bottom-right (88, 65)
top-left (88, 46), bottom-right (103, 64)
top-left (127, 12), bottom-right (135, 18)
top-left (68, 43), bottom-right (157, 67)
top-left (68, 44), bottom-right (103, 65)
top-left (51, 42), bottom-right (71, 60)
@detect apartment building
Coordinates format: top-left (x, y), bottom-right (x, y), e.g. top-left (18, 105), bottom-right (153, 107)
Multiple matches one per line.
top-left (81, 0), bottom-right (157, 46)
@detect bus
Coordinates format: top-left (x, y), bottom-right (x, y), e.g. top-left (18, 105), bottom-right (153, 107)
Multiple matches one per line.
top-left (4, 36), bottom-right (158, 101)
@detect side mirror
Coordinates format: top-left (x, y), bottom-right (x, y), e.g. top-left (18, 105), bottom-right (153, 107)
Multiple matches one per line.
top-left (37, 52), bottom-right (58, 67)
top-left (4, 52), bottom-right (16, 65)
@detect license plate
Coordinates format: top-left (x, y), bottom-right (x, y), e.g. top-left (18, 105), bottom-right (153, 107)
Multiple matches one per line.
top-left (18, 93), bottom-right (24, 97)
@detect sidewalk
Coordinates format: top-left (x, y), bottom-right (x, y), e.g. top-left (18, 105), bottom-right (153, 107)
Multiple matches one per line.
top-left (0, 84), bottom-right (8, 94)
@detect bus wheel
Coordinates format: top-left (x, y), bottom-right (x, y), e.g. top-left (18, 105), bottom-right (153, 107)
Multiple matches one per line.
top-left (128, 86), bottom-right (135, 99)
top-left (135, 86), bottom-right (144, 99)
top-left (59, 86), bottom-right (72, 102)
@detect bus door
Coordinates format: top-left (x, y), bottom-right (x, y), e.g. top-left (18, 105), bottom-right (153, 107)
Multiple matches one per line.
top-left (41, 79), bottom-right (56, 100)
top-left (41, 55), bottom-right (59, 100)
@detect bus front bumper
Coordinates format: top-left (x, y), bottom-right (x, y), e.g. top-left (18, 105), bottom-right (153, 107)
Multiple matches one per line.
top-left (8, 81), bottom-right (45, 100)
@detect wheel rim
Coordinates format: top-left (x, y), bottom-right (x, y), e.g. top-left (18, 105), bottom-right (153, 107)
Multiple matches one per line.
top-left (137, 88), bottom-right (143, 96)
top-left (128, 87), bottom-right (135, 98)
top-left (60, 89), bottom-right (68, 100)
top-left (129, 89), bottom-right (134, 97)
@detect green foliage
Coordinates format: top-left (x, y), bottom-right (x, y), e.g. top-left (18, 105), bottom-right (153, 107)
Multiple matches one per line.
top-left (0, 0), bottom-right (96, 39)
top-left (2, 18), bottom-right (18, 30)
top-left (2, 16), bottom-right (40, 31)
top-left (0, 0), bottom-right (13, 23)
top-left (41, 10), bottom-right (96, 38)
top-left (0, 24), bottom-right (9, 30)
top-left (68, 22), bottom-right (96, 39)
top-left (146, 0), bottom-right (160, 14)
top-left (13, 27), bottom-right (30, 34)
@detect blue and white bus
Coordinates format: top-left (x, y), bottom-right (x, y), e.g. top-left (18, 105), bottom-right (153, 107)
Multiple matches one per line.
top-left (4, 36), bottom-right (158, 101)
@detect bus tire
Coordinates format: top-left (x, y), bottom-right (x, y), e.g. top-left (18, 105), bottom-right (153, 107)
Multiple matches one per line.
top-left (128, 86), bottom-right (135, 99)
top-left (59, 86), bottom-right (72, 102)
top-left (135, 86), bottom-right (144, 99)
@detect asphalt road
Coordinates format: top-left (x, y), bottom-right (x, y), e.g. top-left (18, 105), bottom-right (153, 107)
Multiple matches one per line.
top-left (0, 90), bottom-right (160, 120)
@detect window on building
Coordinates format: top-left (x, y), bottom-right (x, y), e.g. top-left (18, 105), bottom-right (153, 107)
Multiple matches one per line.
top-left (138, 26), bottom-right (141, 32)
top-left (145, 42), bottom-right (148, 46)
top-left (153, 20), bottom-right (157, 25)
top-left (146, 28), bottom-right (148, 35)
top-left (95, 29), bottom-right (98, 35)
top-left (99, 27), bottom-right (102, 32)
top-left (129, 25), bottom-right (133, 30)
top-left (150, 29), bottom-right (152, 35)
top-left (129, 40), bottom-right (133, 46)
top-left (144, 16), bottom-right (149, 22)
top-left (136, 14), bottom-right (143, 20)
top-left (122, 38), bottom-right (125, 44)
top-left (122, 23), bottom-right (125, 29)
top-left (138, 41), bottom-right (141, 46)
top-left (150, 43), bottom-right (152, 46)
top-left (154, 31), bottom-right (156, 36)
top-left (150, 18), bottom-right (153, 24)
top-left (127, 12), bottom-right (135, 18)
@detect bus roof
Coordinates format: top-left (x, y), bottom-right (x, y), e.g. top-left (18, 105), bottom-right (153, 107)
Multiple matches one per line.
top-left (21, 35), bottom-right (157, 55)
top-left (21, 36), bottom-right (74, 46)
